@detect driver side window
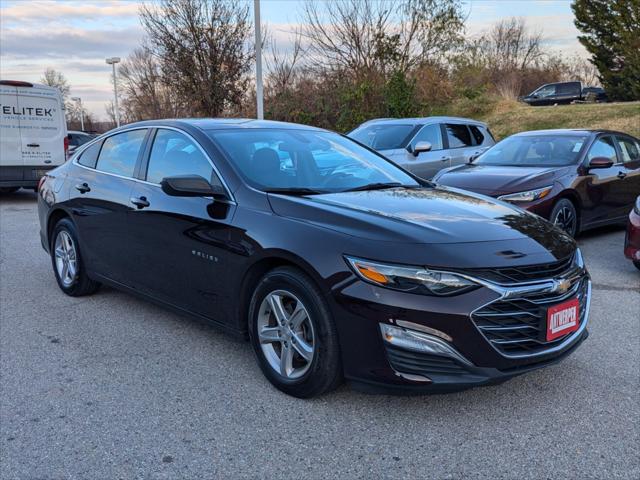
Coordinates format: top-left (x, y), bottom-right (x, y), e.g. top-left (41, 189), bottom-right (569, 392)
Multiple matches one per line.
top-left (535, 85), bottom-right (556, 97)
top-left (146, 129), bottom-right (221, 187)
top-left (587, 136), bottom-right (618, 164)
top-left (411, 124), bottom-right (443, 151)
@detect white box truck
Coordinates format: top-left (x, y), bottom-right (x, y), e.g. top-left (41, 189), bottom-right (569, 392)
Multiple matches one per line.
top-left (0, 80), bottom-right (68, 193)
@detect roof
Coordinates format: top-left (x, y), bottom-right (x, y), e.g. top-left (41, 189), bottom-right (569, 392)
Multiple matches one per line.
top-left (357, 116), bottom-right (488, 127)
top-left (512, 128), bottom-right (629, 137)
top-left (115, 118), bottom-right (327, 133)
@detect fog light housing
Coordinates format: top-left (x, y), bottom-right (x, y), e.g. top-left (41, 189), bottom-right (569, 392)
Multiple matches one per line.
top-left (380, 323), bottom-right (472, 366)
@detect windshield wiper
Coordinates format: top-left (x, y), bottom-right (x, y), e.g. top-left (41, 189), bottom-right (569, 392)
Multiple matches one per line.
top-left (341, 182), bottom-right (411, 192)
top-left (264, 187), bottom-right (328, 196)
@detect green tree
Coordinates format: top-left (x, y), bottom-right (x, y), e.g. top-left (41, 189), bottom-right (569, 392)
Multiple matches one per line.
top-left (572, 0), bottom-right (640, 101)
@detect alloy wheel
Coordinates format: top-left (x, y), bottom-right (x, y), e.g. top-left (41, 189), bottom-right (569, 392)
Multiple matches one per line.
top-left (54, 230), bottom-right (78, 287)
top-left (257, 290), bottom-right (315, 379)
top-left (553, 205), bottom-right (576, 235)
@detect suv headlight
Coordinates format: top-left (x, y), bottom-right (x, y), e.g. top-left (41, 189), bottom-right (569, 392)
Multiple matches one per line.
top-left (498, 185), bottom-right (553, 203)
top-left (345, 256), bottom-right (479, 296)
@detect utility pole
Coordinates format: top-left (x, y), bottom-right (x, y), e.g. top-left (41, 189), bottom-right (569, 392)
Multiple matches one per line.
top-left (71, 97), bottom-right (84, 131)
top-left (254, 0), bottom-right (264, 120)
top-left (105, 57), bottom-right (121, 127)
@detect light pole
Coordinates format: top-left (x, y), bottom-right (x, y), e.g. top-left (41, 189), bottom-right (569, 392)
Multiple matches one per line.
top-left (254, 0), bottom-right (264, 120)
top-left (71, 97), bottom-right (84, 131)
top-left (105, 57), bottom-right (121, 127)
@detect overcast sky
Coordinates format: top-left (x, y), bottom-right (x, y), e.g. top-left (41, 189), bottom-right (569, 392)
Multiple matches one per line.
top-left (0, 0), bottom-right (587, 120)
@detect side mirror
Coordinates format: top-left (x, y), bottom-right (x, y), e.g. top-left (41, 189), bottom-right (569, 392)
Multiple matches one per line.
top-left (160, 175), bottom-right (227, 198)
top-left (412, 141), bottom-right (432, 157)
top-left (588, 156), bottom-right (614, 169)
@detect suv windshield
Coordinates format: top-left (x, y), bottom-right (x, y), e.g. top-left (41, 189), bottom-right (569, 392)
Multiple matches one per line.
top-left (349, 123), bottom-right (418, 150)
top-left (208, 129), bottom-right (420, 193)
top-left (475, 135), bottom-right (589, 167)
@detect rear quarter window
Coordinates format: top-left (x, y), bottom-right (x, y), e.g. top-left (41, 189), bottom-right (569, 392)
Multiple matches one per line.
top-left (77, 141), bottom-right (101, 168)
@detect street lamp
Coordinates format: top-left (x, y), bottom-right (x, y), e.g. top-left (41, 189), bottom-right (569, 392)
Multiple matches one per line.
top-left (71, 97), bottom-right (84, 131)
top-left (254, 0), bottom-right (263, 120)
top-left (105, 57), bottom-right (121, 127)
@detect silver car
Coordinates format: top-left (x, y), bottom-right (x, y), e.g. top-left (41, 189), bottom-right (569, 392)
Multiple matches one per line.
top-left (349, 117), bottom-right (495, 179)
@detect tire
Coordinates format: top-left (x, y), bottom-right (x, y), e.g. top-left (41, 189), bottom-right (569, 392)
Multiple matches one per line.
top-left (550, 198), bottom-right (579, 237)
top-left (0, 187), bottom-right (19, 194)
top-left (248, 266), bottom-right (342, 398)
top-left (50, 218), bottom-right (100, 296)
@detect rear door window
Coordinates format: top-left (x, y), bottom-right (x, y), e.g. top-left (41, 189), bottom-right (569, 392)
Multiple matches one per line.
top-left (469, 126), bottom-right (485, 145)
top-left (95, 129), bottom-right (147, 177)
top-left (445, 124), bottom-right (473, 149)
top-left (616, 136), bottom-right (640, 164)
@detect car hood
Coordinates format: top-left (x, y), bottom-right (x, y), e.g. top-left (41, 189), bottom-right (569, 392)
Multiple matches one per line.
top-left (435, 164), bottom-right (571, 195)
top-left (267, 186), bottom-right (575, 265)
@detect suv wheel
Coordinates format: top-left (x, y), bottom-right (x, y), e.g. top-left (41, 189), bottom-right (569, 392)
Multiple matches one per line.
top-left (51, 218), bottom-right (100, 296)
top-left (551, 198), bottom-right (578, 237)
top-left (248, 267), bottom-right (342, 398)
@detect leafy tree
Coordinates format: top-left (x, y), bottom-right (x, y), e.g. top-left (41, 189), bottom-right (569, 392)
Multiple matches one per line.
top-left (572, 0), bottom-right (640, 101)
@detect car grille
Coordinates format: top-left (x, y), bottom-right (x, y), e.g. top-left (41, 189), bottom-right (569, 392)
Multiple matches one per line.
top-left (472, 276), bottom-right (589, 356)
top-left (463, 254), bottom-right (575, 284)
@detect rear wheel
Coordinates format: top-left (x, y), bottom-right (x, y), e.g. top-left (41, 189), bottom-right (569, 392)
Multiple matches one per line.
top-left (550, 198), bottom-right (578, 237)
top-left (50, 218), bottom-right (100, 296)
top-left (0, 187), bottom-right (19, 194)
top-left (248, 267), bottom-right (342, 398)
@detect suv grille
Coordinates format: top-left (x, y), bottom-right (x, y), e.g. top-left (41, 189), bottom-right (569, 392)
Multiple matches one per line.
top-left (472, 276), bottom-right (589, 356)
top-left (463, 254), bottom-right (575, 284)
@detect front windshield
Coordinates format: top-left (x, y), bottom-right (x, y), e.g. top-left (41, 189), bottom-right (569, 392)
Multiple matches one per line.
top-left (349, 123), bottom-right (418, 150)
top-left (208, 129), bottom-right (420, 193)
top-left (475, 134), bottom-right (589, 167)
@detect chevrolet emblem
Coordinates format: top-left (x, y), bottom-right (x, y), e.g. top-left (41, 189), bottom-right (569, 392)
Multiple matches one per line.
top-left (555, 279), bottom-right (572, 294)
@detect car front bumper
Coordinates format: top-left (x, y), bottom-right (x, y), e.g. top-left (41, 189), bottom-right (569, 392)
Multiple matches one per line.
top-left (332, 270), bottom-right (591, 394)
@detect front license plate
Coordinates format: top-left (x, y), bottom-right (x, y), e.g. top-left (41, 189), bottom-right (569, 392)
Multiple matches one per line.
top-left (546, 297), bottom-right (580, 341)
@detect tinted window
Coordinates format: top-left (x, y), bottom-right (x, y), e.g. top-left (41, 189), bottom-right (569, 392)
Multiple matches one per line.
top-left (146, 129), bottom-right (218, 185)
top-left (557, 83), bottom-right (580, 95)
top-left (411, 124), bottom-right (442, 151)
top-left (476, 135), bottom-right (588, 167)
top-left (534, 84), bottom-right (556, 97)
top-left (209, 129), bottom-right (419, 192)
top-left (587, 136), bottom-right (618, 164)
top-left (77, 141), bottom-right (101, 168)
top-left (96, 129), bottom-right (147, 177)
top-left (616, 136), bottom-right (640, 164)
top-left (445, 124), bottom-right (472, 148)
top-left (469, 126), bottom-right (485, 145)
top-left (349, 124), bottom-right (418, 150)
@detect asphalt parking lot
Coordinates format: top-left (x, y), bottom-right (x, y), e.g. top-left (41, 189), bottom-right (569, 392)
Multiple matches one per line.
top-left (1, 190), bottom-right (638, 479)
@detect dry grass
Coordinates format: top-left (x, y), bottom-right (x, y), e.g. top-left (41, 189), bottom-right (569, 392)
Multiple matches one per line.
top-left (474, 99), bottom-right (640, 140)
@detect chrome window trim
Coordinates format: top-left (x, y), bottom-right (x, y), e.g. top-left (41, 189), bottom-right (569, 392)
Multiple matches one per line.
top-left (72, 124), bottom-right (236, 203)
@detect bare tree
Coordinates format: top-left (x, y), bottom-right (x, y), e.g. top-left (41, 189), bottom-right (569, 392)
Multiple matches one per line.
top-left (118, 47), bottom-right (187, 121)
top-left (301, 0), bottom-right (465, 76)
top-left (140, 0), bottom-right (253, 117)
top-left (479, 17), bottom-right (543, 71)
top-left (41, 68), bottom-right (71, 103)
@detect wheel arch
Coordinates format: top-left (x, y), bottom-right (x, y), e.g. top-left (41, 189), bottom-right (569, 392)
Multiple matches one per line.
top-left (236, 250), bottom-right (328, 336)
top-left (46, 208), bottom-right (71, 248)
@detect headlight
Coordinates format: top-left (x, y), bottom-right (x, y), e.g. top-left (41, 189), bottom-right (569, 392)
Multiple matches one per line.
top-left (634, 197), bottom-right (640, 215)
top-left (498, 185), bottom-right (553, 203)
top-left (345, 256), bottom-right (478, 296)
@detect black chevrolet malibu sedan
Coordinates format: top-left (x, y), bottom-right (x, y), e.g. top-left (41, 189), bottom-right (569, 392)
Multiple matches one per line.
top-left (38, 119), bottom-right (591, 397)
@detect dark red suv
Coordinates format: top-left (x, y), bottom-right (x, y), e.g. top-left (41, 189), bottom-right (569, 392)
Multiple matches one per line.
top-left (433, 130), bottom-right (640, 237)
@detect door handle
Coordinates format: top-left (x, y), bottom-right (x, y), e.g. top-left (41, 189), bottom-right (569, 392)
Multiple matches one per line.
top-left (617, 171), bottom-right (627, 179)
top-left (130, 196), bottom-right (150, 209)
top-left (75, 182), bottom-right (90, 193)
top-left (441, 156), bottom-right (451, 162)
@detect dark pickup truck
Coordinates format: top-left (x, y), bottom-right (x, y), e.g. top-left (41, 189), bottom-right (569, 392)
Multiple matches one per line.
top-left (522, 81), bottom-right (607, 106)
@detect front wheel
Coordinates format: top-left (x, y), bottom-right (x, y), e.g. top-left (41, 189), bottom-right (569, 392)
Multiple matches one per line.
top-left (550, 198), bottom-right (578, 237)
top-left (248, 267), bottom-right (342, 398)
